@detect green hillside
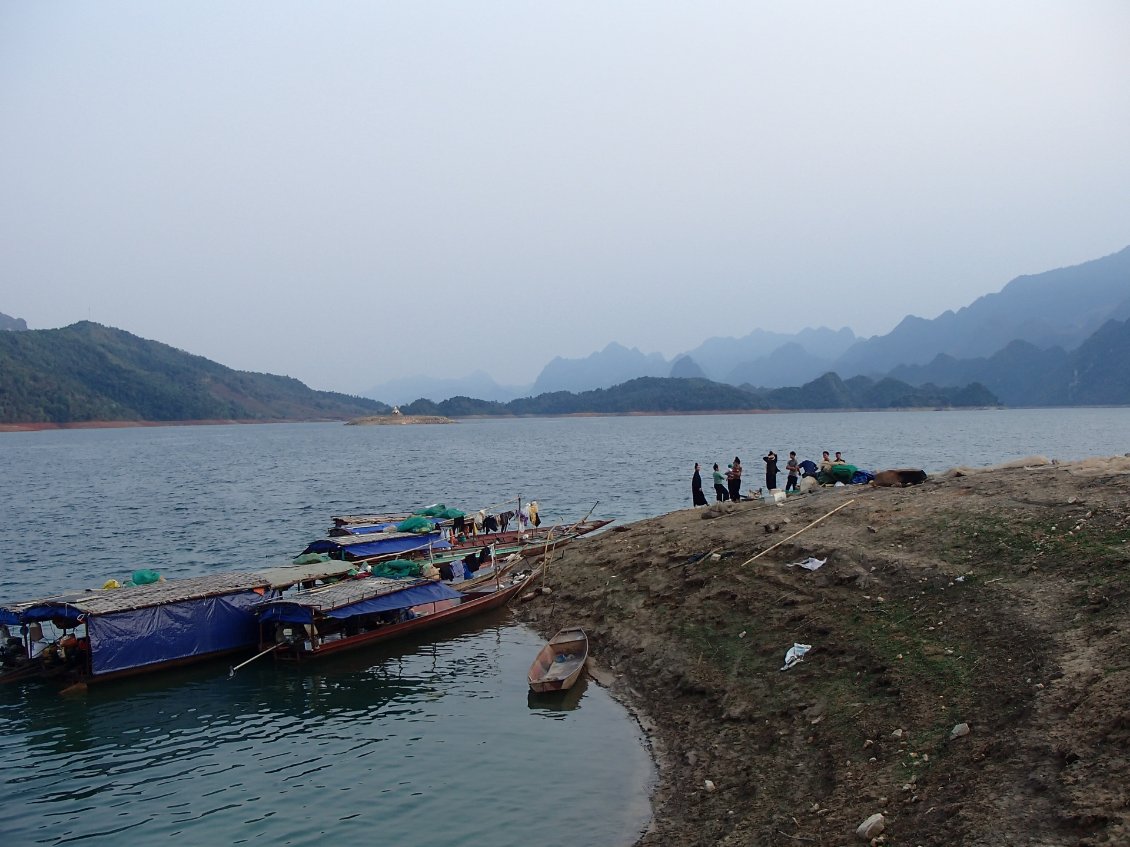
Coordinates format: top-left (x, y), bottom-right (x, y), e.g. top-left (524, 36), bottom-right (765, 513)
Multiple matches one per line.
top-left (0, 322), bottom-right (388, 424)
top-left (399, 373), bottom-right (997, 416)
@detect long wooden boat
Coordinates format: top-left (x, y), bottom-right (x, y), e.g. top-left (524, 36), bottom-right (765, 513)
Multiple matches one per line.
top-left (527, 627), bottom-right (589, 693)
top-left (341, 519), bottom-right (613, 568)
top-left (257, 566), bottom-right (540, 662)
top-left (0, 561), bottom-right (358, 685)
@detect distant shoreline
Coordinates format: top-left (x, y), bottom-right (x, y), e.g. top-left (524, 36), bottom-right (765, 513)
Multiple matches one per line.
top-left (0, 419), bottom-right (342, 433)
top-left (0, 406), bottom-right (1015, 433)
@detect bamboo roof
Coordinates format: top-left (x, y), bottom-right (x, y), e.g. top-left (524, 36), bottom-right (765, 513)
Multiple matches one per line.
top-left (251, 562), bottom-right (356, 589)
top-left (271, 576), bottom-right (427, 613)
top-left (27, 573), bottom-right (269, 616)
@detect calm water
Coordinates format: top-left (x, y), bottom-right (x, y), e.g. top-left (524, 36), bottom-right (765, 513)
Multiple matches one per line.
top-left (1, 408), bottom-right (1128, 845)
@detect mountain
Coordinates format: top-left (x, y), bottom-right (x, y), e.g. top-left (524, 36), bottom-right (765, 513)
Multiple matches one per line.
top-left (530, 342), bottom-right (670, 394)
top-left (890, 341), bottom-right (1072, 406)
top-left (724, 341), bottom-right (835, 388)
top-left (363, 370), bottom-right (530, 405)
top-left (684, 327), bottom-right (858, 383)
top-left (669, 355), bottom-right (707, 379)
top-left (835, 245), bottom-right (1130, 376)
top-left (1, 312), bottom-right (28, 331)
top-left (750, 371), bottom-right (998, 411)
top-left (1060, 318), bottom-right (1130, 405)
top-left (397, 372), bottom-right (995, 417)
top-left (0, 321), bottom-right (389, 424)
top-left (889, 317), bottom-right (1130, 406)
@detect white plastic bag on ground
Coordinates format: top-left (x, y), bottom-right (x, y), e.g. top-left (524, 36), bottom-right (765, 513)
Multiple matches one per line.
top-left (788, 557), bottom-right (826, 571)
top-left (781, 643), bottom-right (812, 671)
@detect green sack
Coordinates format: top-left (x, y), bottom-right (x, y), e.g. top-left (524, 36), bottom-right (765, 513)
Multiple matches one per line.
top-left (293, 552), bottom-right (332, 565)
top-left (396, 516), bottom-right (435, 533)
top-left (131, 569), bottom-right (161, 585)
top-left (371, 559), bottom-right (423, 578)
top-left (412, 504), bottom-right (447, 517)
top-left (437, 508), bottom-right (465, 520)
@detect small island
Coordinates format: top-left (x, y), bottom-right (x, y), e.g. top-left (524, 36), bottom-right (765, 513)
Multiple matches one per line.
top-left (346, 409), bottom-right (455, 426)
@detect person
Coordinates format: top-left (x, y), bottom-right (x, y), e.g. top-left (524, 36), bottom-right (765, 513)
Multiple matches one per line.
top-left (691, 463), bottom-right (708, 506)
top-left (785, 451), bottom-right (800, 493)
top-left (727, 457), bottom-right (743, 503)
top-left (26, 623), bottom-right (48, 658)
top-left (712, 463), bottom-right (729, 501)
top-left (820, 451), bottom-right (833, 473)
top-left (834, 451), bottom-right (846, 464)
top-left (763, 450), bottom-right (779, 491)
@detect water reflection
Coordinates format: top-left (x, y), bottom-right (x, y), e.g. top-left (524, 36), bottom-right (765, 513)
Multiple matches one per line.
top-left (527, 675), bottom-right (589, 716)
top-left (0, 621), bottom-right (653, 847)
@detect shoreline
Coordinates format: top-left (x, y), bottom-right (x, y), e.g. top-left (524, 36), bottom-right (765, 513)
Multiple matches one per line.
top-left (516, 455), bottom-right (1130, 845)
top-left (0, 418), bottom-right (347, 433)
top-left (0, 405), bottom-right (1028, 433)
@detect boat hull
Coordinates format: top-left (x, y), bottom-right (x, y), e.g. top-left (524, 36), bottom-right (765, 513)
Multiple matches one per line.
top-left (269, 570), bottom-right (540, 662)
top-left (528, 628), bottom-right (589, 693)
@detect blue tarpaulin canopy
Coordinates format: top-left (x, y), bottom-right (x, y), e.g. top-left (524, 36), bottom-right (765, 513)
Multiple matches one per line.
top-left (303, 529), bottom-right (450, 560)
top-left (258, 580), bottom-right (463, 625)
top-left (18, 574), bottom-right (271, 676)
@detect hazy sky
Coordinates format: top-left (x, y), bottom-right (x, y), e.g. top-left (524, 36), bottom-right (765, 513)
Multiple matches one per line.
top-left (2, 2), bottom-right (1128, 393)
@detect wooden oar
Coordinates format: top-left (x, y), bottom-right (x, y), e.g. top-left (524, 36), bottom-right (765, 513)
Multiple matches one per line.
top-left (229, 643), bottom-right (279, 677)
top-left (741, 499), bottom-right (855, 566)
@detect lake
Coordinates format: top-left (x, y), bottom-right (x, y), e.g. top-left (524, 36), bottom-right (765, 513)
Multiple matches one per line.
top-left (1, 408), bottom-right (1127, 845)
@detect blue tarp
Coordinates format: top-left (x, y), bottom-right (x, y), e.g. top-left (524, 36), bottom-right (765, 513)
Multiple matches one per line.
top-left (304, 532), bottom-right (450, 560)
top-left (25, 591), bottom-right (264, 677)
top-left (0, 607), bottom-right (19, 626)
top-left (258, 581), bottom-right (463, 625)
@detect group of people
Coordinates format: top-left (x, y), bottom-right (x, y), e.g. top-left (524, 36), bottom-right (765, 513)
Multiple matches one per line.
top-left (690, 449), bottom-right (850, 505)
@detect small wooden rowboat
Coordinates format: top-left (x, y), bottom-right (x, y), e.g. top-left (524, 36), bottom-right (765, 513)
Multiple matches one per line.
top-left (528, 627), bottom-right (588, 693)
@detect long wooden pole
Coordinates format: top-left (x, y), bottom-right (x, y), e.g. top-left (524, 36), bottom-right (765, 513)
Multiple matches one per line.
top-left (740, 498), bottom-right (855, 566)
top-left (229, 643), bottom-right (280, 677)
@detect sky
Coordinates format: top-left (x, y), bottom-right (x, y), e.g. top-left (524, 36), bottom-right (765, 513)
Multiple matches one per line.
top-left (2, 2), bottom-right (1129, 394)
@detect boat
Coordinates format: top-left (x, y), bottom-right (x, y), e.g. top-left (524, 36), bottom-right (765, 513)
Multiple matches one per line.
top-left (257, 565), bottom-right (541, 662)
top-left (0, 560), bottom-right (359, 685)
top-left (527, 627), bottom-right (589, 693)
top-left (300, 527), bottom-right (450, 562)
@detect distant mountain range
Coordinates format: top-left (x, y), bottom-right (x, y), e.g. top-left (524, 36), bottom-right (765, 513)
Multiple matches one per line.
top-left (363, 244), bottom-right (1130, 406)
top-left (0, 322), bottom-right (388, 424)
top-left (4, 244), bottom-right (1128, 424)
top-left (398, 373), bottom-right (998, 417)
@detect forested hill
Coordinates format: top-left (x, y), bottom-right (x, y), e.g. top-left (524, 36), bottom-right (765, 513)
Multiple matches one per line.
top-left (400, 374), bottom-right (998, 417)
top-left (0, 322), bottom-right (389, 424)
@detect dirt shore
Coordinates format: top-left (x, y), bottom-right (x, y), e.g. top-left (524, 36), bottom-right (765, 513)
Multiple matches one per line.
top-left (517, 456), bottom-right (1130, 846)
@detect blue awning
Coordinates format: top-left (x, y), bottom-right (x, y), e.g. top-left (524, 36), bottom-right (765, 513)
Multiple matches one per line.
top-left (258, 581), bottom-right (463, 625)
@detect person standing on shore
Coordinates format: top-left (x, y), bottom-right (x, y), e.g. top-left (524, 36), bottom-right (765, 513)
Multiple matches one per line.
top-left (785, 451), bottom-right (799, 493)
top-left (727, 457), bottom-right (743, 503)
top-left (712, 463), bottom-right (729, 501)
top-left (691, 463), bottom-right (708, 506)
top-left (764, 450), bottom-right (779, 492)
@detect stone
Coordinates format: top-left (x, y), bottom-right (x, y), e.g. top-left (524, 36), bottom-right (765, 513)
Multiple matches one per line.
top-left (950, 722), bottom-right (971, 740)
top-left (855, 812), bottom-right (886, 840)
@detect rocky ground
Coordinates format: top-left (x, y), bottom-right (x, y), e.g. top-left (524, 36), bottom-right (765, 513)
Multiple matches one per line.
top-left (517, 455), bottom-right (1130, 846)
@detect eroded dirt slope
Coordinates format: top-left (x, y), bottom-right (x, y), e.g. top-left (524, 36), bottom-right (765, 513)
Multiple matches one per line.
top-left (518, 456), bottom-right (1130, 846)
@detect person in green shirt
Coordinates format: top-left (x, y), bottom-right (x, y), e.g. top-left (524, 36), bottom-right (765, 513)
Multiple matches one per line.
top-left (712, 463), bottom-right (729, 501)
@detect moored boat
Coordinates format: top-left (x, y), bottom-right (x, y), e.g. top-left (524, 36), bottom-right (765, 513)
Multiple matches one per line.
top-left (528, 627), bottom-right (589, 694)
top-left (258, 565), bottom-right (540, 662)
top-left (0, 560), bottom-right (359, 685)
